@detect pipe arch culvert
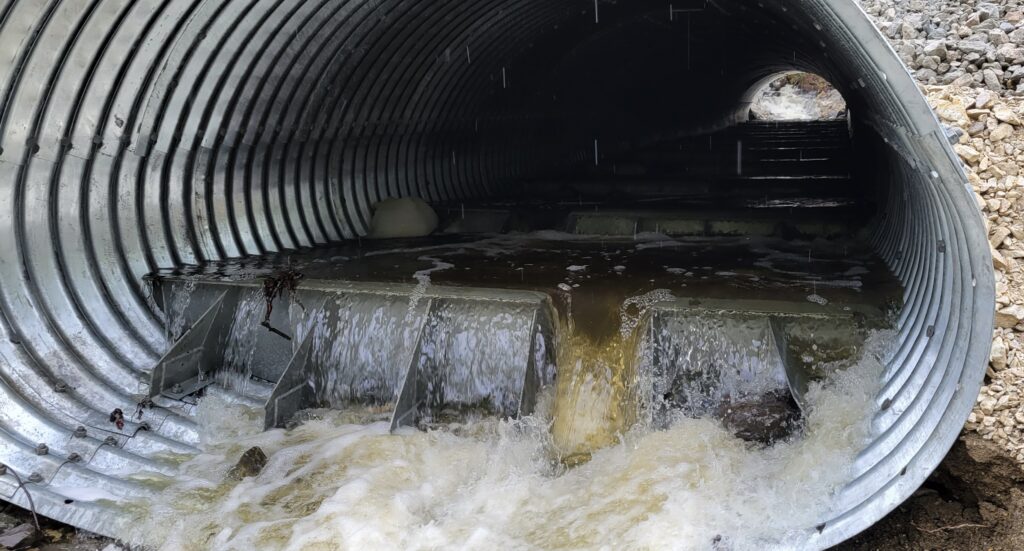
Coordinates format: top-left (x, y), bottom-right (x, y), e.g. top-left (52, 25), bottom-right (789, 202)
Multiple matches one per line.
top-left (0, 0), bottom-right (995, 548)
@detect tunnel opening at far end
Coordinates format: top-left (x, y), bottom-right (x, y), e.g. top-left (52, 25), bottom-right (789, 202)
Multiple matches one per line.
top-left (0, 1), bottom-right (994, 550)
top-left (751, 72), bottom-right (849, 121)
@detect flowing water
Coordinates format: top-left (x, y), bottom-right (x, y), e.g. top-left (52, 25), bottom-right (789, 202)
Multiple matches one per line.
top-left (131, 233), bottom-right (899, 550)
top-left (751, 83), bottom-right (847, 121)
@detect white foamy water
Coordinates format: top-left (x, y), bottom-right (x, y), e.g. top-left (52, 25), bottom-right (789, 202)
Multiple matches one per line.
top-left (164, 276), bottom-right (198, 344)
top-left (127, 330), bottom-right (891, 551)
top-left (751, 84), bottom-right (846, 121)
top-left (407, 255), bottom-right (455, 313)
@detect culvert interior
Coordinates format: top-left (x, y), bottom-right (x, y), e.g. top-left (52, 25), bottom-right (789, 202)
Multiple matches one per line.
top-left (0, 0), bottom-right (996, 548)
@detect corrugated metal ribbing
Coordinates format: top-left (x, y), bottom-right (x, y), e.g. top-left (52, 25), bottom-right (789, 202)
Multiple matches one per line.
top-left (0, 1), bottom-right (995, 547)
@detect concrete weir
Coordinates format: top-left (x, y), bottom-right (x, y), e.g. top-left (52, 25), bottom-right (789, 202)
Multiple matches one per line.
top-left (0, 0), bottom-right (996, 547)
top-left (147, 277), bottom-right (557, 431)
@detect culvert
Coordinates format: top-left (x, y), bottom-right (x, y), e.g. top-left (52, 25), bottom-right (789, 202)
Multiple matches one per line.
top-left (0, 0), bottom-right (995, 548)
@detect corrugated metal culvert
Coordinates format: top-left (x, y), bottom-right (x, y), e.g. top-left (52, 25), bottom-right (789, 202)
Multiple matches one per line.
top-left (0, 0), bottom-right (994, 548)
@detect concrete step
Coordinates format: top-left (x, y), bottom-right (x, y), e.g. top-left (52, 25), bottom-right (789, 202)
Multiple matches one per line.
top-left (567, 208), bottom-right (862, 239)
top-left (642, 298), bottom-right (877, 443)
top-left (148, 278), bottom-right (557, 431)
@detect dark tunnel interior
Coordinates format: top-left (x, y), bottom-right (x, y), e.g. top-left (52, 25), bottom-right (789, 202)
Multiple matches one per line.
top-left (122, 0), bottom-right (890, 262)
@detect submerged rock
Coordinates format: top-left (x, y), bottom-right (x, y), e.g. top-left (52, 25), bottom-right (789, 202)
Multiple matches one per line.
top-left (716, 391), bottom-right (802, 445)
top-left (225, 446), bottom-right (268, 481)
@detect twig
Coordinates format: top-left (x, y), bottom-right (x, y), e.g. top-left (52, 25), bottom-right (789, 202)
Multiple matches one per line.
top-left (262, 270), bottom-right (303, 324)
top-left (912, 520), bottom-right (989, 534)
top-left (261, 321), bottom-right (293, 341)
top-left (8, 469), bottom-right (42, 534)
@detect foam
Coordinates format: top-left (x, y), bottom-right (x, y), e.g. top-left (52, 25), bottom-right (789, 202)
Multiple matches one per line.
top-left (129, 331), bottom-right (890, 550)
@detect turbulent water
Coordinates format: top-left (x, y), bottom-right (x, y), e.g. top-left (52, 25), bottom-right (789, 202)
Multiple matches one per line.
top-left (130, 234), bottom-right (899, 550)
top-left (751, 84), bottom-right (847, 121)
top-left (127, 327), bottom-right (891, 551)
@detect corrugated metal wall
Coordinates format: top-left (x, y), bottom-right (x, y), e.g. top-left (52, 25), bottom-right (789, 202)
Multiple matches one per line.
top-left (0, 1), bottom-right (995, 547)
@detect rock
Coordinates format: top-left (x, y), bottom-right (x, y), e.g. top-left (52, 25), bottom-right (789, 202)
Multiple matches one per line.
top-left (990, 29), bottom-right (1010, 47)
top-left (900, 22), bottom-right (918, 40)
top-left (991, 337), bottom-right (1007, 368)
top-left (997, 160), bottom-right (1020, 176)
top-left (716, 391), bottom-right (801, 445)
top-left (960, 41), bottom-right (992, 56)
top-left (919, 55), bottom-right (939, 71)
top-left (0, 523), bottom-right (38, 549)
top-left (896, 43), bottom-right (918, 65)
top-left (935, 99), bottom-right (971, 125)
top-left (994, 104), bottom-right (1023, 125)
top-left (991, 122), bottom-right (1015, 142)
top-left (955, 144), bottom-right (982, 163)
top-left (903, 13), bottom-right (924, 30)
top-left (1012, 27), bottom-right (1024, 45)
top-left (980, 394), bottom-right (998, 414)
top-left (967, 108), bottom-right (991, 120)
top-left (984, 68), bottom-right (1004, 91)
top-left (225, 446), bottom-right (268, 481)
top-left (954, 72), bottom-right (979, 88)
top-left (978, 3), bottom-right (1002, 22)
top-left (367, 197), bottom-right (439, 239)
top-left (993, 245), bottom-right (1010, 271)
top-left (924, 40), bottom-right (949, 61)
top-left (916, 68), bottom-right (938, 81)
top-left (976, 18), bottom-right (1000, 32)
top-left (976, 89), bottom-right (997, 109)
top-left (991, 226), bottom-right (1013, 248)
top-left (997, 305), bottom-right (1024, 329)
top-left (997, 43), bottom-right (1024, 64)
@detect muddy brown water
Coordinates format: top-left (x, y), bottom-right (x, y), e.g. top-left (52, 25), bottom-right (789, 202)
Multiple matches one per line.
top-left (157, 233), bottom-right (902, 464)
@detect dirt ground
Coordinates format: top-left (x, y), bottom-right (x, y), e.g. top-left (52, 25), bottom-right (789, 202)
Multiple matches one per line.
top-left (0, 508), bottom-right (117, 551)
top-left (835, 433), bottom-right (1024, 551)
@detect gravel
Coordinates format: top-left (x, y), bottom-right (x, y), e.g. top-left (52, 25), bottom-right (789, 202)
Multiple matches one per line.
top-left (859, 0), bottom-right (1024, 469)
